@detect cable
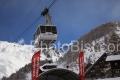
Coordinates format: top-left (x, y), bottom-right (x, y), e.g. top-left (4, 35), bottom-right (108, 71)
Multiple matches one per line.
top-left (23, 0), bottom-right (58, 38)
top-left (14, 16), bottom-right (42, 42)
top-left (48, 0), bottom-right (57, 9)
top-left (10, 0), bottom-right (42, 40)
top-left (14, 0), bottom-right (58, 42)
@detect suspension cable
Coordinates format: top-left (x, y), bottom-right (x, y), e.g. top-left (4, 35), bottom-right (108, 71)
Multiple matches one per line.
top-left (14, 16), bottom-right (42, 42)
top-left (48, 0), bottom-right (57, 9)
top-left (14, 0), bottom-right (58, 42)
top-left (10, 0), bottom-right (42, 40)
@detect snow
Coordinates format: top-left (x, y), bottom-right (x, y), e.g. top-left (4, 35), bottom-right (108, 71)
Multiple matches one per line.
top-left (84, 36), bottom-right (106, 64)
top-left (26, 72), bottom-right (31, 80)
top-left (106, 55), bottom-right (120, 61)
top-left (0, 41), bottom-right (35, 79)
top-left (40, 48), bottom-right (63, 62)
top-left (97, 77), bottom-right (120, 80)
top-left (0, 41), bottom-right (62, 79)
top-left (115, 22), bottom-right (120, 37)
top-left (40, 63), bottom-right (58, 72)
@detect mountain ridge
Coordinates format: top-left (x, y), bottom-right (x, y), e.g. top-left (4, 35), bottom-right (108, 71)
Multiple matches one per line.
top-left (0, 41), bottom-right (62, 80)
top-left (57, 21), bottom-right (120, 71)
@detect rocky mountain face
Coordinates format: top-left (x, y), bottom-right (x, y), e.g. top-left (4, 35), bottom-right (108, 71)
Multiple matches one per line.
top-left (57, 21), bottom-right (120, 72)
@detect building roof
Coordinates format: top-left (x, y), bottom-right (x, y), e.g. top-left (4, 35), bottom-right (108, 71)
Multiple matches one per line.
top-left (85, 53), bottom-right (106, 74)
top-left (97, 77), bottom-right (120, 80)
top-left (40, 63), bottom-right (58, 72)
top-left (106, 55), bottom-right (120, 61)
top-left (39, 68), bottom-right (80, 80)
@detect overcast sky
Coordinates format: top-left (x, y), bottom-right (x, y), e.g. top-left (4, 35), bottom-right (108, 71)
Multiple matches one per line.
top-left (0, 0), bottom-right (120, 45)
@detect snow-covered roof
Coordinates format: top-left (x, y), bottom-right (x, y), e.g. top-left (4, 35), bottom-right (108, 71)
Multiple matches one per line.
top-left (40, 63), bottom-right (58, 71)
top-left (106, 55), bottom-right (120, 61)
top-left (85, 53), bottom-right (106, 73)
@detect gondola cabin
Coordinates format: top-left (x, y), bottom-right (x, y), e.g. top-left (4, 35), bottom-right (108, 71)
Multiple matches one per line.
top-left (34, 25), bottom-right (57, 48)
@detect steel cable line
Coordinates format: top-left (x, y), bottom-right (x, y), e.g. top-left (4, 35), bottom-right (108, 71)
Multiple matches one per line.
top-left (14, 0), bottom-right (58, 42)
top-left (10, 0), bottom-right (42, 40)
top-left (6, 0), bottom-right (42, 50)
top-left (14, 16), bottom-right (42, 42)
top-left (48, 0), bottom-right (57, 9)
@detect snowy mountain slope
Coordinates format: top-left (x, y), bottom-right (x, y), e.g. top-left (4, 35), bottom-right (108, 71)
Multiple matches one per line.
top-left (3, 21), bottom-right (120, 80)
top-left (0, 41), bottom-right (35, 79)
top-left (57, 21), bottom-right (120, 73)
top-left (0, 41), bottom-right (62, 79)
top-left (86, 22), bottom-right (120, 65)
top-left (24, 21), bottom-right (120, 80)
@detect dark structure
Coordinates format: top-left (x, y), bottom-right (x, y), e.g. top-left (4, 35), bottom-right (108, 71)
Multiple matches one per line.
top-left (39, 68), bottom-right (80, 80)
top-left (85, 63), bottom-right (92, 72)
top-left (106, 55), bottom-right (120, 77)
top-left (85, 53), bottom-right (112, 80)
top-left (85, 53), bottom-right (120, 80)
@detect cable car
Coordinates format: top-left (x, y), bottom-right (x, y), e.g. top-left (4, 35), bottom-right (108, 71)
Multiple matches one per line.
top-left (34, 25), bottom-right (57, 48)
top-left (34, 12), bottom-right (57, 48)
